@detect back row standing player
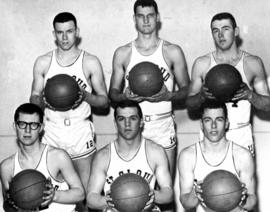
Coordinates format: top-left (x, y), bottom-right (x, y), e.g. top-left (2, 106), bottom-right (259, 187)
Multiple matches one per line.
top-left (109, 0), bottom-right (190, 182)
top-left (186, 12), bottom-right (270, 156)
top-left (30, 12), bottom-right (109, 210)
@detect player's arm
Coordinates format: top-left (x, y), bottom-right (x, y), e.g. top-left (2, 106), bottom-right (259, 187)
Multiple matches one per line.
top-left (87, 146), bottom-right (111, 210)
top-left (234, 145), bottom-right (257, 211)
top-left (178, 146), bottom-right (199, 209)
top-left (83, 53), bottom-right (109, 108)
top-left (234, 55), bottom-right (270, 111)
top-left (185, 56), bottom-right (211, 111)
top-left (30, 53), bottom-right (51, 109)
top-left (152, 43), bottom-right (190, 103)
top-left (147, 141), bottom-right (173, 204)
top-left (47, 148), bottom-right (85, 204)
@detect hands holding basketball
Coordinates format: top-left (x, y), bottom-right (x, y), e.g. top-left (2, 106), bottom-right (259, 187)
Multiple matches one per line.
top-left (193, 180), bottom-right (207, 208)
top-left (40, 178), bottom-right (56, 208)
top-left (232, 83), bottom-right (253, 102)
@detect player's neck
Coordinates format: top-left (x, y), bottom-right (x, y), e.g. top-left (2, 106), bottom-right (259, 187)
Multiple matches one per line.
top-left (18, 143), bottom-right (45, 169)
top-left (117, 135), bottom-right (142, 150)
top-left (56, 47), bottom-right (81, 66)
top-left (215, 46), bottom-right (242, 65)
top-left (202, 137), bottom-right (229, 152)
top-left (135, 35), bottom-right (160, 52)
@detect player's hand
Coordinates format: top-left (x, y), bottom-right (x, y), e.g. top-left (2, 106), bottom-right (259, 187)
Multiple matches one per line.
top-left (194, 180), bottom-right (207, 208)
top-left (124, 87), bottom-right (145, 102)
top-left (144, 84), bottom-right (171, 102)
top-left (42, 93), bottom-right (56, 111)
top-left (4, 190), bottom-right (19, 211)
top-left (239, 183), bottom-right (248, 208)
top-left (231, 83), bottom-right (252, 102)
top-left (104, 190), bottom-right (118, 210)
top-left (72, 89), bottom-right (85, 110)
top-left (40, 178), bottom-right (56, 208)
top-left (143, 189), bottom-right (155, 211)
top-left (201, 85), bottom-right (216, 100)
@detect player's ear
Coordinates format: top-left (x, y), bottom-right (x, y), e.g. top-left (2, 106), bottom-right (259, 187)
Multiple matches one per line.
top-left (75, 27), bottom-right (80, 37)
top-left (39, 123), bottom-right (44, 133)
top-left (140, 118), bottom-right (144, 128)
top-left (225, 118), bottom-right (230, 131)
top-left (234, 26), bottom-right (240, 37)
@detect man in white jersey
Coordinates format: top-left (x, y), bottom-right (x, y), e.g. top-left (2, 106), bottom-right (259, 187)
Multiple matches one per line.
top-left (186, 12), bottom-right (270, 156)
top-left (0, 103), bottom-right (84, 212)
top-left (30, 12), bottom-right (109, 211)
top-left (109, 0), bottom-right (190, 186)
top-left (87, 101), bottom-right (173, 211)
top-left (178, 101), bottom-right (256, 212)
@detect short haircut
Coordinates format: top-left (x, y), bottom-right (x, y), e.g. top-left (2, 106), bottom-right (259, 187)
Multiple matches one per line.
top-left (14, 103), bottom-right (44, 123)
top-left (114, 100), bottom-right (143, 119)
top-left (133, 0), bottom-right (159, 14)
top-left (200, 100), bottom-right (228, 119)
top-left (53, 12), bottom-right (77, 29)
top-left (211, 12), bottom-right (237, 29)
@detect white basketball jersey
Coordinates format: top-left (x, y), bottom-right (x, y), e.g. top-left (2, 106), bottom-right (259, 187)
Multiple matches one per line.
top-left (13, 145), bottom-right (75, 212)
top-left (104, 138), bottom-right (156, 194)
top-left (125, 40), bottom-right (174, 115)
top-left (42, 50), bottom-right (94, 153)
top-left (208, 52), bottom-right (251, 129)
top-left (194, 141), bottom-right (239, 212)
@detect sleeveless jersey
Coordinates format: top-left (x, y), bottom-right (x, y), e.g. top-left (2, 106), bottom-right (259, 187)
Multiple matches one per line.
top-left (42, 50), bottom-right (95, 158)
top-left (208, 52), bottom-right (251, 129)
top-left (14, 145), bottom-right (75, 212)
top-left (125, 40), bottom-right (174, 115)
top-left (194, 141), bottom-right (239, 212)
top-left (104, 138), bottom-right (156, 193)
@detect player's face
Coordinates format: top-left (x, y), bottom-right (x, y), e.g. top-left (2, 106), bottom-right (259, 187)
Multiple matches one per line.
top-left (211, 19), bottom-right (238, 51)
top-left (134, 6), bottom-right (159, 35)
top-left (15, 113), bottom-right (43, 146)
top-left (201, 108), bottom-right (228, 143)
top-left (115, 107), bottom-right (143, 140)
top-left (53, 21), bottom-right (78, 51)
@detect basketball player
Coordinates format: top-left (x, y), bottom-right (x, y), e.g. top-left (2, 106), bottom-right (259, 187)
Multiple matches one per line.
top-left (186, 12), bottom-right (270, 156)
top-left (109, 0), bottom-right (190, 185)
top-left (29, 12), bottom-right (109, 210)
top-left (0, 103), bottom-right (84, 212)
top-left (86, 101), bottom-right (173, 211)
top-left (178, 101), bottom-right (256, 212)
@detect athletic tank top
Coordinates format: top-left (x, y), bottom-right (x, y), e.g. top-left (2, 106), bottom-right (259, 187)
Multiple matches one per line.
top-left (42, 50), bottom-right (93, 150)
top-left (125, 40), bottom-right (174, 115)
top-left (14, 145), bottom-right (75, 212)
top-left (194, 141), bottom-right (239, 212)
top-left (208, 52), bottom-right (251, 129)
top-left (104, 138), bottom-right (156, 194)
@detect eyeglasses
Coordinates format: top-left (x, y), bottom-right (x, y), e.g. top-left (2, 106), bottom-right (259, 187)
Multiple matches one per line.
top-left (16, 121), bottom-right (41, 130)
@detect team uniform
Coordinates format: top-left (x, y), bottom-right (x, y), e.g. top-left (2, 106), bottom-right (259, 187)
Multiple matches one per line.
top-left (13, 145), bottom-right (76, 212)
top-left (125, 40), bottom-right (176, 149)
top-left (43, 50), bottom-right (96, 160)
top-left (104, 138), bottom-right (156, 193)
top-left (193, 141), bottom-right (242, 212)
top-left (200, 51), bottom-right (254, 156)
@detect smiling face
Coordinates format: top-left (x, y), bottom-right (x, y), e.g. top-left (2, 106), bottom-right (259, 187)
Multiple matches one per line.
top-left (53, 20), bottom-right (79, 51)
top-left (15, 112), bottom-right (43, 146)
top-left (115, 106), bottom-right (143, 141)
top-left (201, 108), bottom-right (229, 143)
top-left (211, 19), bottom-right (239, 51)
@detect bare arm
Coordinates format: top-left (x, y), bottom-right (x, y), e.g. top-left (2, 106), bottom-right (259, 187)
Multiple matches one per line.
top-left (87, 146), bottom-right (110, 210)
top-left (185, 56), bottom-right (211, 111)
top-left (147, 141), bottom-right (173, 204)
top-left (109, 45), bottom-right (131, 103)
top-left (49, 149), bottom-right (84, 204)
top-left (83, 53), bottom-right (109, 108)
top-left (178, 145), bottom-right (199, 209)
top-left (30, 53), bottom-right (52, 109)
top-left (234, 145), bottom-right (257, 211)
top-left (236, 55), bottom-right (270, 111)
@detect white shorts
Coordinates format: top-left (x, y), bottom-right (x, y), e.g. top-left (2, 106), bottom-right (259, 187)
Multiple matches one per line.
top-left (42, 119), bottom-right (96, 160)
top-left (142, 115), bottom-right (176, 149)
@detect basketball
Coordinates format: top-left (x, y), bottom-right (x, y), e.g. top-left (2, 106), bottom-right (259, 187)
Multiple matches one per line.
top-left (44, 74), bottom-right (80, 111)
top-left (128, 61), bottom-right (163, 97)
top-left (9, 169), bottom-right (47, 210)
top-left (202, 170), bottom-right (242, 211)
top-left (110, 173), bottom-right (150, 212)
top-left (205, 64), bottom-right (242, 102)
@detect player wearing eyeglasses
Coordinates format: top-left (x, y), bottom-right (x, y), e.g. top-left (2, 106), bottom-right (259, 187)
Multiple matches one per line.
top-left (0, 103), bottom-right (84, 212)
